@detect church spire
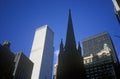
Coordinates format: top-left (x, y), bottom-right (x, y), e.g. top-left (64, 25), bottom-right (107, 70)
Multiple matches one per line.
top-left (65, 9), bottom-right (76, 51)
top-left (60, 39), bottom-right (64, 52)
top-left (78, 42), bottom-right (82, 57)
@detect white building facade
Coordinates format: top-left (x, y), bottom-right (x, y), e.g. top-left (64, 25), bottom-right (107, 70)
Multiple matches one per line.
top-left (30, 25), bottom-right (54, 79)
top-left (112, 0), bottom-right (120, 23)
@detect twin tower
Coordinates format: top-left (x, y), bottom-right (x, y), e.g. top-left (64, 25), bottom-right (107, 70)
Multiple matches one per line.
top-left (30, 10), bottom-right (85, 79)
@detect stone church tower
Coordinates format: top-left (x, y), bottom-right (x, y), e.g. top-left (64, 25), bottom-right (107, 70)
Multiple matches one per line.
top-left (56, 10), bottom-right (85, 79)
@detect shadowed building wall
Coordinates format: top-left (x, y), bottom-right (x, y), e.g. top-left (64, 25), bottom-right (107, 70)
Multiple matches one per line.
top-left (0, 41), bottom-right (15, 79)
top-left (13, 52), bottom-right (33, 79)
top-left (0, 41), bottom-right (33, 79)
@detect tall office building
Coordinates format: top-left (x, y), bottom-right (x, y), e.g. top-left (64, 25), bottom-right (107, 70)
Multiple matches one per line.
top-left (56, 10), bottom-right (85, 79)
top-left (13, 52), bottom-right (33, 79)
top-left (112, 0), bottom-right (120, 23)
top-left (30, 25), bottom-right (54, 79)
top-left (0, 41), bottom-right (33, 79)
top-left (83, 32), bottom-right (118, 63)
top-left (82, 32), bottom-right (120, 79)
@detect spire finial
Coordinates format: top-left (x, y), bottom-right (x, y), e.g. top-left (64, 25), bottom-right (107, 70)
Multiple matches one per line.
top-left (69, 9), bottom-right (71, 14)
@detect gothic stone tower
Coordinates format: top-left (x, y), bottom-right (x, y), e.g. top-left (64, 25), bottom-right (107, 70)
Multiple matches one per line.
top-left (56, 10), bottom-right (85, 79)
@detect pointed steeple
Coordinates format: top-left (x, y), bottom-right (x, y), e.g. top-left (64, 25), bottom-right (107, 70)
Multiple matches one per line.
top-left (60, 39), bottom-right (64, 52)
top-left (65, 9), bottom-right (76, 51)
top-left (78, 42), bottom-right (82, 57)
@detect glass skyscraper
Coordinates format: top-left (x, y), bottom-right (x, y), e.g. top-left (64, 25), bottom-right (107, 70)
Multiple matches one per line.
top-left (82, 32), bottom-right (118, 63)
top-left (82, 32), bottom-right (120, 79)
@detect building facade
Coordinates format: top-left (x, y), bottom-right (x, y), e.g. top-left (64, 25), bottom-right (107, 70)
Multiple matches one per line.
top-left (82, 32), bottom-right (118, 63)
top-left (13, 52), bottom-right (33, 79)
top-left (112, 0), bottom-right (120, 23)
top-left (82, 32), bottom-right (120, 79)
top-left (0, 41), bottom-right (15, 79)
top-left (30, 25), bottom-right (54, 79)
top-left (56, 10), bottom-right (85, 79)
top-left (53, 63), bottom-right (58, 79)
top-left (0, 41), bottom-right (33, 79)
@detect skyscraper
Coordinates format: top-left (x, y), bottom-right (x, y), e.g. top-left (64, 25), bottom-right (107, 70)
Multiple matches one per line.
top-left (30, 25), bottom-right (54, 79)
top-left (112, 0), bottom-right (120, 23)
top-left (56, 10), bottom-right (85, 79)
top-left (82, 32), bottom-right (118, 63)
top-left (82, 32), bottom-right (120, 79)
top-left (0, 41), bottom-right (33, 79)
top-left (13, 52), bottom-right (33, 79)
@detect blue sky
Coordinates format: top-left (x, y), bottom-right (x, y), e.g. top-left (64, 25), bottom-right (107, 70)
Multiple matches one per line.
top-left (0, 0), bottom-right (120, 63)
